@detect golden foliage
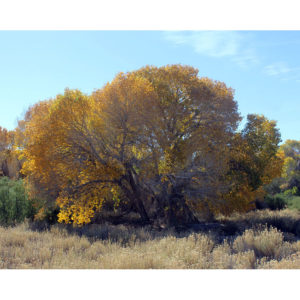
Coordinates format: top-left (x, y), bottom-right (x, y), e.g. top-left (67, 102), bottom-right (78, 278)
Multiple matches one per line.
top-left (18, 65), bottom-right (283, 224)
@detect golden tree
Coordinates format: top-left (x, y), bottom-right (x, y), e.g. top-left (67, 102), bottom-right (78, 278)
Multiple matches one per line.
top-left (21, 65), bottom-right (282, 227)
top-left (278, 140), bottom-right (300, 191)
top-left (224, 114), bottom-right (284, 213)
top-left (0, 127), bottom-right (22, 179)
top-left (21, 65), bottom-right (241, 226)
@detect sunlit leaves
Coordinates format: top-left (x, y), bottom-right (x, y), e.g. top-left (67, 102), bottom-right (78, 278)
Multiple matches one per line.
top-left (18, 65), bottom-right (284, 225)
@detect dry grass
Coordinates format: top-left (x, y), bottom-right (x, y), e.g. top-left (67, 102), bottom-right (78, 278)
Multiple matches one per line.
top-left (1, 209), bottom-right (300, 269)
top-left (217, 208), bottom-right (300, 232)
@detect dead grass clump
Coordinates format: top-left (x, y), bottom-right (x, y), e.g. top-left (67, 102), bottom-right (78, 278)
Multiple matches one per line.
top-left (210, 246), bottom-right (256, 269)
top-left (233, 226), bottom-right (284, 258)
top-left (84, 241), bottom-right (107, 261)
top-left (0, 228), bottom-right (27, 248)
top-left (230, 250), bottom-right (257, 269)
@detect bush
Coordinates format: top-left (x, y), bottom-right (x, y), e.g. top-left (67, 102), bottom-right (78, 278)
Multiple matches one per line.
top-left (233, 226), bottom-right (284, 259)
top-left (286, 195), bottom-right (300, 210)
top-left (264, 194), bottom-right (287, 210)
top-left (284, 187), bottom-right (299, 196)
top-left (265, 192), bottom-right (300, 211)
top-left (0, 177), bottom-right (36, 225)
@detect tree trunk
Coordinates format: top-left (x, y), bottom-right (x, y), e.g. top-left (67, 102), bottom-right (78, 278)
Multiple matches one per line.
top-left (122, 167), bottom-right (199, 228)
top-left (1, 159), bottom-right (9, 177)
top-left (123, 169), bottom-right (150, 224)
top-left (150, 191), bottom-right (199, 228)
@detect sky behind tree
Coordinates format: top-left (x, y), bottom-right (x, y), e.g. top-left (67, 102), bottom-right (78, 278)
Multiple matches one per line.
top-left (0, 30), bottom-right (299, 142)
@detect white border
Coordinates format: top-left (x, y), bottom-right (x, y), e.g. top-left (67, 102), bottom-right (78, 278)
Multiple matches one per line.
top-left (0, 0), bottom-right (299, 30)
top-left (1, 1), bottom-right (300, 299)
top-left (0, 270), bottom-right (299, 300)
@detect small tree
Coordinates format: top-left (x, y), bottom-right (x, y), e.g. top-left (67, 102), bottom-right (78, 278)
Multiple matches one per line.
top-left (0, 177), bottom-right (35, 225)
top-left (225, 114), bottom-right (284, 212)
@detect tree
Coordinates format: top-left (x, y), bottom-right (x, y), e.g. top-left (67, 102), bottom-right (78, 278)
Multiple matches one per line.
top-left (21, 65), bottom-right (243, 227)
top-left (0, 177), bottom-right (36, 226)
top-left (226, 114), bottom-right (284, 211)
top-left (0, 127), bottom-right (22, 179)
top-left (0, 127), bottom-right (11, 173)
top-left (277, 140), bottom-right (300, 192)
top-left (132, 66), bottom-right (241, 222)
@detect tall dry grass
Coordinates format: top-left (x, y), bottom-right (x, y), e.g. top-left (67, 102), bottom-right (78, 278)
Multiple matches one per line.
top-left (1, 209), bottom-right (300, 269)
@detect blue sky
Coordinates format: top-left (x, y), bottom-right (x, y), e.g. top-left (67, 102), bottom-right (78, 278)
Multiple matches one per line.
top-left (0, 31), bottom-right (299, 142)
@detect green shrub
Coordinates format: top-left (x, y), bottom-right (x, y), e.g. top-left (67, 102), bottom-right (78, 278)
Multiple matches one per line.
top-left (286, 195), bottom-right (300, 210)
top-left (264, 192), bottom-right (300, 211)
top-left (284, 187), bottom-right (299, 196)
top-left (0, 177), bottom-right (36, 225)
top-left (264, 194), bottom-right (287, 210)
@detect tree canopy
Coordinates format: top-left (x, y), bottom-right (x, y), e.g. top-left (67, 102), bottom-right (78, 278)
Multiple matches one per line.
top-left (2, 64), bottom-right (284, 227)
top-left (276, 140), bottom-right (300, 193)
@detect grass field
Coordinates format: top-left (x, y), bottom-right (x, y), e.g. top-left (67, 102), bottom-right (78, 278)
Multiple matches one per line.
top-left (2, 209), bottom-right (300, 269)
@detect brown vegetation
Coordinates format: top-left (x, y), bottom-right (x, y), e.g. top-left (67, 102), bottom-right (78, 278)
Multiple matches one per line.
top-left (1, 209), bottom-right (300, 269)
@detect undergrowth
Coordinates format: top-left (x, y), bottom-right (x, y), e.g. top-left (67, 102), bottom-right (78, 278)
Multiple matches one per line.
top-left (1, 209), bottom-right (300, 269)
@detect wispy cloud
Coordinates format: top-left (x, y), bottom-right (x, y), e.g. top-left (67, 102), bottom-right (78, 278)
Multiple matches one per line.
top-left (263, 62), bottom-right (292, 76)
top-left (164, 31), bottom-right (240, 57)
top-left (263, 62), bottom-right (300, 82)
top-left (164, 31), bottom-right (259, 68)
top-left (164, 31), bottom-right (300, 82)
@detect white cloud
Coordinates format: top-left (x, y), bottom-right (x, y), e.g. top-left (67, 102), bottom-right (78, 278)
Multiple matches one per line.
top-left (232, 48), bottom-right (259, 68)
top-left (263, 62), bottom-right (292, 76)
top-left (263, 62), bottom-right (300, 82)
top-left (164, 31), bottom-right (258, 68)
